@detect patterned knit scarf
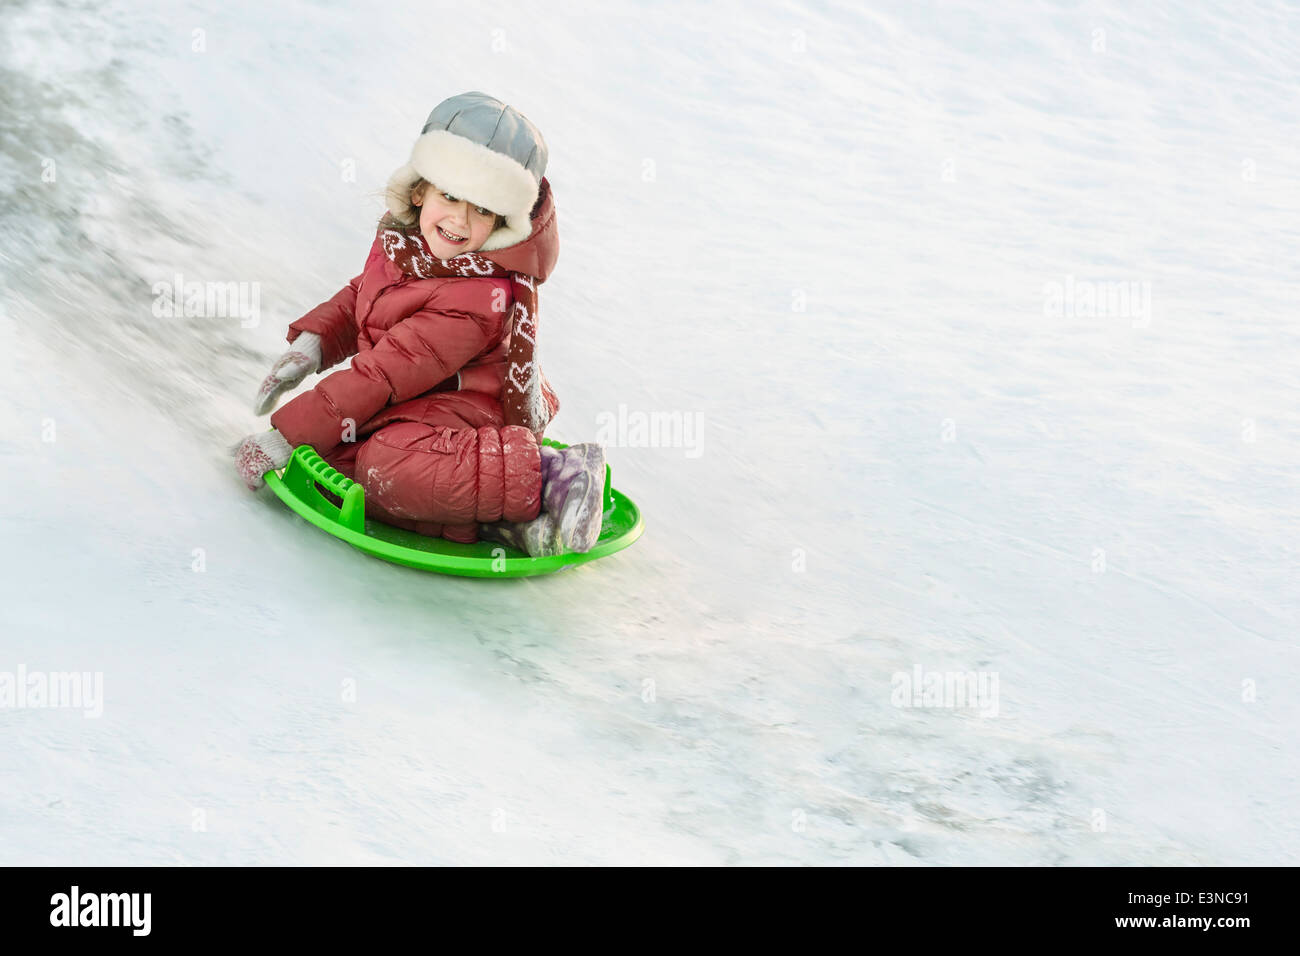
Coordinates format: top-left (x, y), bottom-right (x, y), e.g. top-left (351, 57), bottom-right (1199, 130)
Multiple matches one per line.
top-left (376, 216), bottom-right (559, 439)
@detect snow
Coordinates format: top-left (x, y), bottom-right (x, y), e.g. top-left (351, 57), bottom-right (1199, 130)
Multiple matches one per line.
top-left (1, 0), bottom-right (1297, 864)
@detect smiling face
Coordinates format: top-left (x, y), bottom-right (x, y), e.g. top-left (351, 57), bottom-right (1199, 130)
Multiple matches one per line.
top-left (412, 183), bottom-right (501, 257)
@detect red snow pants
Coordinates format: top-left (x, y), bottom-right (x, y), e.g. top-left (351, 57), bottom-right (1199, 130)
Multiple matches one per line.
top-left (318, 390), bottom-right (543, 544)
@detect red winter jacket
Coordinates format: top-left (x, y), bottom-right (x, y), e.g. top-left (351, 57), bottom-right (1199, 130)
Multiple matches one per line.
top-left (270, 178), bottom-right (560, 539)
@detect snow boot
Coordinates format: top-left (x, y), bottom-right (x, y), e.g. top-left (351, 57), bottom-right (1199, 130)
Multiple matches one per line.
top-left (481, 443), bottom-right (607, 557)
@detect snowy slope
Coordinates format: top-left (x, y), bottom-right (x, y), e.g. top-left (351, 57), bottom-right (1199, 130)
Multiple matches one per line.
top-left (1, 0), bottom-right (1297, 864)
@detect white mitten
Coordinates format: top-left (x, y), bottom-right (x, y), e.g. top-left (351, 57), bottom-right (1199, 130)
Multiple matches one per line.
top-left (233, 429), bottom-right (294, 490)
top-left (253, 331), bottom-right (323, 415)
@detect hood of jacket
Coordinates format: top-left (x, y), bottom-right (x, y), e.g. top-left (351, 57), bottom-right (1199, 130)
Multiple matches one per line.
top-left (474, 176), bottom-right (559, 283)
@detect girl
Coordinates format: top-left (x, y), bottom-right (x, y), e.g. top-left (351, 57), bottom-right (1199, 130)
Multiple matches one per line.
top-left (233, 91), bottom-right (606, 557)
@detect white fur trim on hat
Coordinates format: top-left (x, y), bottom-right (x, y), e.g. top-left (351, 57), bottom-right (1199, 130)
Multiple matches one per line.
top-left (385, 130), bottom-right (539, 251)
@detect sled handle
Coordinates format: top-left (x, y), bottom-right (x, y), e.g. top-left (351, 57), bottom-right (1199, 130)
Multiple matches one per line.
top-left (274, 439), bottom-right (610, 538)
top-left (279, 444), bottom-right (366, 534)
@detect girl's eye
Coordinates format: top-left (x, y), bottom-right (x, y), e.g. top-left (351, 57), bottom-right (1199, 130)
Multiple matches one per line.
top-left (441, 191), bottom-right (492, 217)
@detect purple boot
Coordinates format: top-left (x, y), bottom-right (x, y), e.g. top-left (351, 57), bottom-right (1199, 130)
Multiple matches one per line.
top-left (480, 443), bottom-right (607, 557)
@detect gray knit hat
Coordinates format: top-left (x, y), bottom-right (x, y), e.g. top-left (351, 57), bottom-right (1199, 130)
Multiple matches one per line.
top-left (385, 91), bottom-right (548, 252)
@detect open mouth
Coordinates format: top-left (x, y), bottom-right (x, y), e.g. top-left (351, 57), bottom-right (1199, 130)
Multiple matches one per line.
top-left (436, 225), bottom-right (468, 244)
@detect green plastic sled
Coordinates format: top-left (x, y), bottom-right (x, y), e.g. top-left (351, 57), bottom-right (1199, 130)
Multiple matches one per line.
top-left (262, 440), bottom-right (643, 578)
